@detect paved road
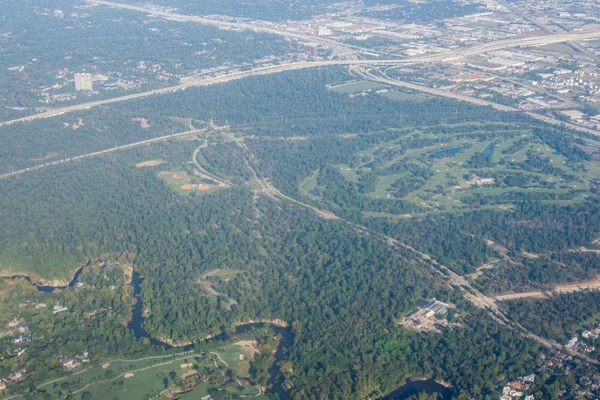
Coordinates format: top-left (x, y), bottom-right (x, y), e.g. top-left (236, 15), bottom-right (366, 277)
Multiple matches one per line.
top-left (0, 63), bottom-right (322, 128)
top-left (0, 128), bottom-right (205, 179)
top-left (357, 67), bottom-right (600, 137)
top-left (88, 0), bottom-right (364, 54)
top-left (2, 20), bottom-right (599, 127)
top-left (90, 0), bottom-right (600, 62)
top-left (192, 145), bottom-right (233, 187)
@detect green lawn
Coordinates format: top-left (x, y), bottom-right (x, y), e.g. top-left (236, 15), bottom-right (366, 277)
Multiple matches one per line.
top-left (380, 90), bottom-right (428, 102)
top-left (329, 80), bottom-right (386, 94)
top-left (535, 43), bottom-right (577, 55)
top-left (157, 170), bottom-right (223, 196)
top-left (26, 344), bottom-right (262, 400)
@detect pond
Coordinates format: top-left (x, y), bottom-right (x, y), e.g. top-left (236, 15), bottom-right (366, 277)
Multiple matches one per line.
top-left (428, 146), bottom-right (467, 159)
top-left (384, 378), bottom-right (452, 400)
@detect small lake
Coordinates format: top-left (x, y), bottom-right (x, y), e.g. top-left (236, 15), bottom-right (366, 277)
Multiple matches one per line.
top-left (384, 378), bottom-right (452, 400)
top-left (428, 146), bottom-right (467, 159)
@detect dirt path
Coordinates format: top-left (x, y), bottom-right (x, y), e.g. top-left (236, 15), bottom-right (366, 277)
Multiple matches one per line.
top-left (210, 352), bottom-right (229, 368)
top-left (495, 277), bottom-right (600, 301)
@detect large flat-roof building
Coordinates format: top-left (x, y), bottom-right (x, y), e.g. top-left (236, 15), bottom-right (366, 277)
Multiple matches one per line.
top-left (74, 73), bottom-right (93, 92)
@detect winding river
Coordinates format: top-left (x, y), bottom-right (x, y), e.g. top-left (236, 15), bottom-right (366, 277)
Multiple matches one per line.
top-left (2, 266), bottom-right (84, 293)
top-left (128, 270), bottom-right (293, 399)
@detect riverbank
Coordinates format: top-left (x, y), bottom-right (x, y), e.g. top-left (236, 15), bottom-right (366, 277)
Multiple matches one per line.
top-left (384, 377), bottom-right (452, 400)
top-left (0, 266), bottom-right (84, 293)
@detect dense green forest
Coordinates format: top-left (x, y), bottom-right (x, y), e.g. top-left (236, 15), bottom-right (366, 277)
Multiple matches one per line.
top-left (505, 291), bottom-right (600, 342)
top-left (0, 139), bottom-right (558, 398)
top-left (475, 252), bottom-right (600, 294)
top-left (1, 66), bottom-right (600, 399)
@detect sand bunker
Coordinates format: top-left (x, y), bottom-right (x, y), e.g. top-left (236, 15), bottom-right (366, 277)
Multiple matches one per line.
top-left (102, 363), bottom-right (110, 369)
top-left (124, 373), bottom-right (135, 379)
top-left (235, 340), bottom-right (260, 358)
top-left (180, 363), bottom-right (193, 368)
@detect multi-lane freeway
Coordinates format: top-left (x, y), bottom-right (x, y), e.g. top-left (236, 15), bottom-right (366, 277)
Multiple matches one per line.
top-left (4, 25), bottom-right (600, 128)
top-left (356, 67), bottom-right (600, 137)
top-left (3, 0), bottom-right (600, 128)
top-left (89, 0), bottom-right (600, 61)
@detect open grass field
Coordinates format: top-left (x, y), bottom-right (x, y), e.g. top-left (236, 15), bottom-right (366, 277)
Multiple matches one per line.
top-left (158, 170), bottom-right (221, 196)
top-left (135, 159), bottom-right (165, 168)
top-left (31, 151), bottom-right (59, 163)
top-left (329, 80), bottom-right (386, 94)
top-left (21, 343), bottom-right (262, 400)
top-left (535, 43), bottom-right (578, 55)
top-left (379, 90), bottom-right (429, 102)
top-left (302, 122), bottom-right (600, 216)
top-left (299, 170), bottom-right (320, 199)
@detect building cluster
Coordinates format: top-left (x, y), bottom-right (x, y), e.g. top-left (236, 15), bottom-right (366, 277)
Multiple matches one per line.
top-left (469, 177), bottom-right (495, 186)
top-left (53, 304), bottom-right (68, 314)
top-left (58, 351), bottom-right (89, 370)
top-left (566, 320), bottom-right (600, 354)
top-left (74, 72), bottom-right (94, 92)
top-left (400, 299), bottom-right (460, 333)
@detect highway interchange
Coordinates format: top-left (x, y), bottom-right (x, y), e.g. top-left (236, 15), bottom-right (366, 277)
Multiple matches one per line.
top-left (2, 0), bottom-right (600, 130)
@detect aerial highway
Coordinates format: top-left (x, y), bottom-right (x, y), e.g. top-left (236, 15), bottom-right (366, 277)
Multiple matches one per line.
top-left (87, 0), bottom-right (364, 54)
top-left (357, 67), bottom-right (600, 137)
top-left (0, 128), bottom-right (206, 179)
top-left (4, 26), bottom-right (600, 128)
top-left (88, 0), bottom-right (600, 60)
top-left (0, 62), bottom-right (322, 127)
top-left (89, 0), bottom-right (600, 58)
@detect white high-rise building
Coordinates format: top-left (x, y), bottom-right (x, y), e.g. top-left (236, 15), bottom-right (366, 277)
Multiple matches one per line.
top-left (74, 73), bottom-right (93, 92)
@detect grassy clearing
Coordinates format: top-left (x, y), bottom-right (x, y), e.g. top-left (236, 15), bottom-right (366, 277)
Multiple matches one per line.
top-left (135, 159), bottom-right (165, 168)
top-left (205, 269), bottom-right (242, 280)
top-left (31, 151), bottom-right (59, 163)
top-left (380, 90), bottom-right (428, 102)
top-left (25, 343), bottom-right (261, 400)
top-left (158, 170), bottom-right (221, 196)
top-left (321, 125), bottom-right (593, 215)
top-left (300, 170), bottom-right (320, 199)
top-left (535, 43), bottom-right (577, 55)
top-left (368, 173), bottom-right (408, 198)
top-left (337, 165), bottom-right (360, 183)
top-left (329, 80), bottom-right (386, 94)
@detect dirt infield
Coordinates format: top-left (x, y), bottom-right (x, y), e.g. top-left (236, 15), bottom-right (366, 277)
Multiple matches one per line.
top-left (172, 173), bottom-right (186, 180)
top-left (197, 184), bottom-right (212, 191)
top-left (136, 159), bottom-right (165, 168)
top-left (180, 184), bottom-right (194, 190)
